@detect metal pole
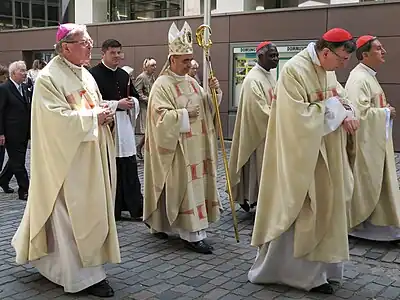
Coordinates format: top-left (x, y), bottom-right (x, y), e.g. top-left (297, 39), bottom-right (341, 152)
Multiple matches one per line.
top-left (202, 0), bottom-right (211, 91)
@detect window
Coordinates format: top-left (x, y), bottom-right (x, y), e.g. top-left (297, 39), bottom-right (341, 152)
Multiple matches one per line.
top-left (48, 5), bottom-right (59, 21)
top-left (2, 0), bottom-right (61, 29)
top-left (0, 16), bottom-right (13, 29)
top-left (32, 19), bottom-right (46, 27)
top-left (109, 0), bottom-right (184, 21)
top-left (15, 18), bottom-right (30, 29)
top-left (0, 2), bottom-right (12, 16)
top-left (32, 3), bottom-right (46, 19)
top-left (200, 0), bottom-right (217, 14)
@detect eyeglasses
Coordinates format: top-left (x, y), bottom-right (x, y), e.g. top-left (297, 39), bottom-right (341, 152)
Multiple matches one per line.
top-left (65, 39), bottom-right (93, 47)
top-left (328, 48), bottom-right (349, 62)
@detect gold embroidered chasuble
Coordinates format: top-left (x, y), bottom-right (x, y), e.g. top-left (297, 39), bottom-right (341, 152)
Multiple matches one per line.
top-left (12, 56), bottom-right (121, 267)
top-left (251, 48), bottom-right (354, 263)
top-left (345, 63), bottom-right (400, 229)
top-left (228, 64), bottom-right (276, 205)
top-left (144, 69), bottom-right (221, 233)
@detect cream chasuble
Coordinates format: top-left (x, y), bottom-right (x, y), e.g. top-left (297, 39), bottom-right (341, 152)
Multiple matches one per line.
top-left (144, 69), bottom-right (222, 235)
top-left (345, 63), bottom-right (400, 239)
top-left (249, 43), bottom-right (355, 291)
top-left (249, 43), bottom-right (354, 291)
top-left (11, 56), bottom-right (121, 286)
top-left (228, 64), bottom-right (276, 208)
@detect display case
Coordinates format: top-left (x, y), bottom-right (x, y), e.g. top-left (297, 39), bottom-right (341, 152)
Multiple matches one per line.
top-left (229, 40), bottom-right (315, 110)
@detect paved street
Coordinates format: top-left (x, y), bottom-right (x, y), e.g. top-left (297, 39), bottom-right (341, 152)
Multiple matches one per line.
top-left (1, 145), bottom-right (400, 300)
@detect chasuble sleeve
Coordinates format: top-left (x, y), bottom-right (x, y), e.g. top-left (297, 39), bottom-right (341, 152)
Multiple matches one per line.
top-left (35, 75), bottom-right (99, 142)
top-left (346, 79), bottom-right (386, 121)
top-left (335, 81), bottom-right (356, 118)
top-left (148, 82), bottom-right (189, 150)
top-left (204, 87), bottom-right (223, 117)
top-left (250, 80), bottom-right (272, 116)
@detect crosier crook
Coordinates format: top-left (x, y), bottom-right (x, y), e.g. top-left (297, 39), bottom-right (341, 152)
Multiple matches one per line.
top-left (196, 24), bottom-right (240, 243)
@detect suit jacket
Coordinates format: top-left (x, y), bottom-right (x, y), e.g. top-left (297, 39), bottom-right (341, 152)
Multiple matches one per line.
top-left (0, 79), bottom-right (31, 142)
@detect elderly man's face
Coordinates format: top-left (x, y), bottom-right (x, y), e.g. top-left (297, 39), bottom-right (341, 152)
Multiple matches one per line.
top-left (145, 59), bottom-right (157, 74)
top-left (320, 46), bottom-right (352, 71)
top-left (188, 61), bottom-right (198, 77)
top-left (63, 31), bottom-right (93, 65)
top-left (12, 65), bottom-right (27, 84)
top-left (170, 54), bottom-right (193, 76)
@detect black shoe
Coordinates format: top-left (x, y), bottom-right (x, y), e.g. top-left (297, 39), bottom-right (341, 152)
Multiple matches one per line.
top-left (240, 202), bottom-right (250, 212)
top-left (203, 240), bottom-right (214, 250)
top-left (1, 185), bottom-right (14, 193)
top-left (86, 279), bottom-right (114, 298)
top-left (311, 283), bottom-right (334, 294)
top-left (183, 240), bottom-right (213, 254)
top-left (154, 232), bottom-right (169, 239)
top-left (18, 192), bottom-right (28, 201)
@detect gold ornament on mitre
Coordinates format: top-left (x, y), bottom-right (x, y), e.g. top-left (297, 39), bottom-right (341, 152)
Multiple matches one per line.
top-left (168, 21), bottom-right (193, 56)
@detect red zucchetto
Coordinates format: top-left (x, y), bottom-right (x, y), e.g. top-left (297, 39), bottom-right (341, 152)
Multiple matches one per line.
top-left (356, 35), bottom-right (376, 49)
top-left (256, 41), bottom-right (272, 52)
top-left (322, 28), bottom-right (353, 42)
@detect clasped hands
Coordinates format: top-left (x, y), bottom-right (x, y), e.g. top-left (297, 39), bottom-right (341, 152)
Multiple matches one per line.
top-left (337, 98), bottom-right (359, 135)
top-left (97, 104), bottom-right (114, 126)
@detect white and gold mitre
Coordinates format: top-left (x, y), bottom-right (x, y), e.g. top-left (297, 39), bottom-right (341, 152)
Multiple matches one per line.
top-left (168, 21), bottom-right (193, 56)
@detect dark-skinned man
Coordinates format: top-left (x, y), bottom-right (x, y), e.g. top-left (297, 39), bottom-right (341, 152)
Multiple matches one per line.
top-left (345, 36), bottom-right (400, 241)
top-left (143, 21), bottom-right (222, 254)
top-left (228, 41), bottom-right (279, 213)
top-left (249, 28), bottom-right (360, 294)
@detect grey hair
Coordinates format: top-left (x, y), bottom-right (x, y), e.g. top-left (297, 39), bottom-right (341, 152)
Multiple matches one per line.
top-left (54, 25), bottom-right (88, 55)
top-left (191, 59), bottom-right (199, 68)
top-left (8, 61), bottom-right (26, 75)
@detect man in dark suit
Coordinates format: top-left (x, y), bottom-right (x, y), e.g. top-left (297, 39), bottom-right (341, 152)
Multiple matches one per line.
top-left (0, 61), bottom-right (31, 200)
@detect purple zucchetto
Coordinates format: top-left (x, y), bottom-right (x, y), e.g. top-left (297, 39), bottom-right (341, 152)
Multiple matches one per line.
top-left (56, 23), bottom-right (80, 43)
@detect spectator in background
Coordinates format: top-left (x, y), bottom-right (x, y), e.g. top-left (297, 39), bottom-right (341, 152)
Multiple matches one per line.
top-left (188, 59), bottom-right (202, 85)
top-left (26, 59), bottom-right (46, 97)
top-left (0, 61), bottom-right (31, 199)
top-left (134, 57), bottom-right (156, 159)
top-left (27, 59), bottom-right (46, 86)
top-left (0, 65), bottom-right (8, 83)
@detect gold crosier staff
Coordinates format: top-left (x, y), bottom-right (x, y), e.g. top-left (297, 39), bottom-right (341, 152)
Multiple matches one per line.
top-left (196, 24), bottom-right (240, 243)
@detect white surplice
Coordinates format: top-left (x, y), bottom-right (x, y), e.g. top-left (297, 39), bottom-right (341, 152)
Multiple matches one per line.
top-left (114, 98), bottom-right (140, 158)
top-left (31, 192), bottom-right (106, 293)
top-left (248, 226), bottom-right (343, 291)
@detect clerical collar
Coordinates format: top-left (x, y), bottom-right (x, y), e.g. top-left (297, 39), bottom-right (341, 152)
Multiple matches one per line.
top-left (307, 42), bottom-right (322, 67)
top-left (61, 56), bottom-right (82, 70)
top-left (102, 60), bottom-right (118, 72)
top-left (255, 63), bottom-right (271, 75)
top-left (169, 69), bottom-right (186, 80)
top-left (359, 63), bottom-right (377, 77)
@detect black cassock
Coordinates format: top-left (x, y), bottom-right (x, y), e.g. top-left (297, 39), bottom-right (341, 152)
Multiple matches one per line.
top-left (90, 62), bottom-right (143, 220)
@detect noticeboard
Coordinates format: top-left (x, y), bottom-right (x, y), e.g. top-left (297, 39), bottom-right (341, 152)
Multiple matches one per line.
top-left (229, 41), bottom-right (314, 109)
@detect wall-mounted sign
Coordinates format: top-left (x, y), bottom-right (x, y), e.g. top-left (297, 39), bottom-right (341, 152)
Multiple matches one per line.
top-left (229, 41), bottom-right (313, 109)
top-left (233, 45), bottom-right (307, 54)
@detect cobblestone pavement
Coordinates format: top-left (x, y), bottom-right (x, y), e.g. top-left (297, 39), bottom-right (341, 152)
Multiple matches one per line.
top-left (1, 145), bottom-right (400, 299)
